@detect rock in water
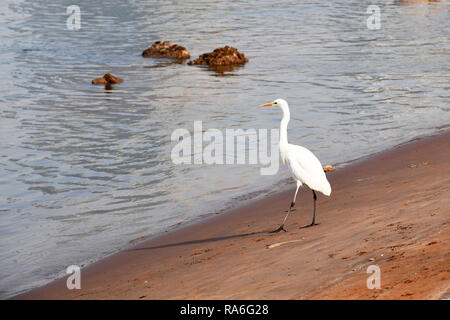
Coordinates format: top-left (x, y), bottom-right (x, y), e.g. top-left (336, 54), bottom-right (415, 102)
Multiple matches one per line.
top-left (142, 41), bottom-right (190, 60)
top-left (92, 73), bottom-right (123, 85)
top-left (188, 46), bottom-right (249, 66)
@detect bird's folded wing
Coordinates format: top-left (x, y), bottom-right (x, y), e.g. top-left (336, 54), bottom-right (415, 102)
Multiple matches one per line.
top-left (287, 145), bottom-right (330, 195)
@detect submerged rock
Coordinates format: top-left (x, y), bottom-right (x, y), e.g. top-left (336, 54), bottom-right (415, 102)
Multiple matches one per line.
top-left (92, 73), bottom-right (123, 85)
top-left (188, 46), bottom-right (249, 66)
top-left (142, 41), bottom-right (190, 60)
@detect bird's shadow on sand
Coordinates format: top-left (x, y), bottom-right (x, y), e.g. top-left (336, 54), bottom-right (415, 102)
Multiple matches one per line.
top-left (125, 229), bottom-right (273, 252)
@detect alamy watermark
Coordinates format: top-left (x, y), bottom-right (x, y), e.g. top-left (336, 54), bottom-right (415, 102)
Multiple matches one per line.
top-left (366, 5), bottom-right (381, 30)
top-left (66, 265), bottom-right (81, 290)
top-left (366, 265), bottom-right (381, 290)
top-left (66, 5), bottom-right (81, 30)
top-left (171, 121), bottom-right (280, 175)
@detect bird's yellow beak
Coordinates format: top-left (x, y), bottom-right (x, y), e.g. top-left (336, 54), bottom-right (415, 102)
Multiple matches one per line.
top-left (259, 102), bottom-right (274, 107)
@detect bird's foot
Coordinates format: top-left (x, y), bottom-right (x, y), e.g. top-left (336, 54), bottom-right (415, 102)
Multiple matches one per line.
top-left (300, 222), bottom-right (320, 229)
top-left (284, 208), bottom-right (296, 213)
top-left (269, 225), bottom-right (287, 233)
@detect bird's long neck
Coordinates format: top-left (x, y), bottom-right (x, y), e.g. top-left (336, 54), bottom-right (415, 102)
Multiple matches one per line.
top-left (279, 103), bottom-right (290, 150)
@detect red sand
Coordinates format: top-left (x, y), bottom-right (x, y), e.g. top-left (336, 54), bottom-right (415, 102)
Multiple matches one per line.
top-left (15, 131), bottom-right (450, 299)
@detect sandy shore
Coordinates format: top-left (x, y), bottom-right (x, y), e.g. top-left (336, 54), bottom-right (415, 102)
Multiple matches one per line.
top-left (15, 130), bottom-right (450, 299)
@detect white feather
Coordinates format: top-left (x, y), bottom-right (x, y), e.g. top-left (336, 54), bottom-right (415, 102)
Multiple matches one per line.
top-left (284, 144), bottom-right (331, 196)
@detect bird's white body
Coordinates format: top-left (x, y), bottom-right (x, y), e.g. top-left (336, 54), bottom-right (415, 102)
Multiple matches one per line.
top-left (282, 144), bottom-right (331, 196)
top-left (276, 98), bottom-right (331, 197)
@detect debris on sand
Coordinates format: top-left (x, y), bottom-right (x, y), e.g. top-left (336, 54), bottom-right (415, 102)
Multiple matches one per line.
top-left (92, 73), bottom-right (123, 85)
top-left (267, 239), bottom-right (304, 249)
top-left (323, 165), bottom-right (336, 172)
top-left (188, 46), bottom-right (249, 66)
top-left (142, 41), bottom-right (190, 60)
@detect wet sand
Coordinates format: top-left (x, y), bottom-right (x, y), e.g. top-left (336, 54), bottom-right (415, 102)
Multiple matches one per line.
top-left (15, 130), bottom-right (450, 299)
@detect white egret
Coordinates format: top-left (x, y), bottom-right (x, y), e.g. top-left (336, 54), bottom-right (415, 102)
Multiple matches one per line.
top-left (259, 99), bottom-right (331, 233)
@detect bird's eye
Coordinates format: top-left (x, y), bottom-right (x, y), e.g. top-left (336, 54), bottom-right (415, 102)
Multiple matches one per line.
top-left (274, 102), bottom-right (277, 104)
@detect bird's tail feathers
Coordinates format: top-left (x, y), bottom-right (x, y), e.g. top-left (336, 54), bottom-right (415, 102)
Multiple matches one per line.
top-left (321, 180), bottom-right (331, 196)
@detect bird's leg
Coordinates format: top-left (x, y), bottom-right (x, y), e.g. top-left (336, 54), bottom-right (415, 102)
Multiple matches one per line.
top-left (269, 202), bottom-right (293, 233)
top-left (311, 190), bottom-right (317, 225)
top-left (300, 190), bottom-right (321, 229)
top-left (302, 190), bottom-right (319, 228)
top-left (270, 183), bottom-right (301, 233)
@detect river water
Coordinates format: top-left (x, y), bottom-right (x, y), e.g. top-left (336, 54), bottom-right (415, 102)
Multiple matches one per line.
top-left (0, 0), bottom-right (449, 298)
